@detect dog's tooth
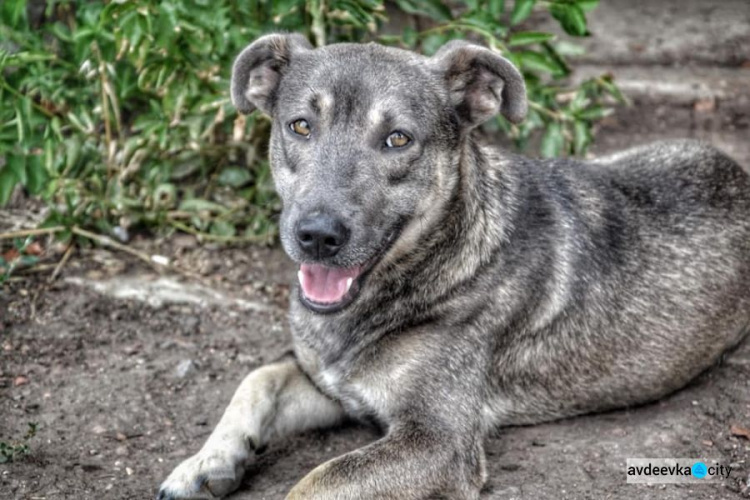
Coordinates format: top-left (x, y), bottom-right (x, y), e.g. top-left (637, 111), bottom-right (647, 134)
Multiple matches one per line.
top-left (298, 270), bottom-right (305, 288)
top-left (346, 277), bottom-right (353, 293)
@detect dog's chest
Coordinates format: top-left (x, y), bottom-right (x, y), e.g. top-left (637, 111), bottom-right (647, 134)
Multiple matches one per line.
top-left (319, 364), bottom-right (394, 423)
top-left (295, 342), bottom-right (393, 423)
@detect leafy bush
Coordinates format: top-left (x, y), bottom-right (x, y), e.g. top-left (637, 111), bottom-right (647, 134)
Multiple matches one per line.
top-left (0, 0), bottom-right (623, 243)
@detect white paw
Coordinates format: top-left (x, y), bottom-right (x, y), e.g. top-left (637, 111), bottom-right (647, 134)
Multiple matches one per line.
top-left (157, 450), bottom-right (247, 500)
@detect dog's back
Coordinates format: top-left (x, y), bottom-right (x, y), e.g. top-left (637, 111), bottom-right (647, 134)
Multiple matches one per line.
top-left (486, 139), bottom-right (750, 425)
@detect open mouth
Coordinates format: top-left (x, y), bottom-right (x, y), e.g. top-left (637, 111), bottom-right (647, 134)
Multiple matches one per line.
top-left (295, 222), bottom-right (405, 314)
top-left (297, 263), bottom-right (368, 314)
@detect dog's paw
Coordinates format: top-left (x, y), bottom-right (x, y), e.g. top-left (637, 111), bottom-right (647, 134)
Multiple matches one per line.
top-left (157, 451), bottom-right (245, 500)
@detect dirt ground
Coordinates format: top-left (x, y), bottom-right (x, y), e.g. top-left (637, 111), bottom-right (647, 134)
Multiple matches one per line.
top-left (3, 0), bottom-right (750, 498)
top-left (1, 237), bottom-right (749, 500)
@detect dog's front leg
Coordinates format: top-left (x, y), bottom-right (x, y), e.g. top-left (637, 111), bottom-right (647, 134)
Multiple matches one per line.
top-left (287, 420), bottom-right (486, 500)
top-left (158, 358), bottom-right (344, 500)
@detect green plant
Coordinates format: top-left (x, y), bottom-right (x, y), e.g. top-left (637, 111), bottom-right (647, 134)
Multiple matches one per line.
top-left (0, 422), bottom-right (38, 463)
top-left (0, 0), bottom-right (623, 244)
top-left (0, 236), bottom-right (41, 283)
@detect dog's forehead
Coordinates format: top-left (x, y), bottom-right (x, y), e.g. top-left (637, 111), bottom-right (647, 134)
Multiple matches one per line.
top-left (278, 43), bottom-right (436, 117)
top-left (305, 43), bottom-right (427, 81)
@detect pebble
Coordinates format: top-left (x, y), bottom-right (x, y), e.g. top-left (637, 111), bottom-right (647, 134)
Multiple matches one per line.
top-left (179, 316), bottom-right (200, 336)
top-left (174, 359), bottom-right (198, 379)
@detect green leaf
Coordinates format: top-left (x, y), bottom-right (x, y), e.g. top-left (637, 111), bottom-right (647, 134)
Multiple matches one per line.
top-left (489, 0), bottom-right (505, 18)
top-left (575, 0), bottom-right (600, 13)
top-left (509, 31), bottom-right (554, 46)
top-left (541, 41), bottom-right (570, 76)
top-left (392, 0), bottom-right (452, 21)
top-left (576, 106), bottom-right (613, 120)
top-left (540, 122), bottom-right (564, 158)
top-left (402, 26), bottom-right (418, 47)
top-left (1, 0), bottom-right (27, 29)
top-left (7, 154), bottom-right (27, 185)
top-left (217, 167), bottom-right (252, 188)
top-left (210, 220), bottom-right (236, 238)
top-left (517, 51), bottom-right (566, 75)
top-left (598, 75), bottom-right (628, 104)
top-left (421, 32), bottom-right (454, 55)
top-left (20, 255), bottom-right (40, 267)
top-left (153, 183), bottom-right (177, 208)
top-left (554, 40), bottom-right (586, 57)
top-left (25, 154), bottom-right (48, 195)
top-left (178, 199), bottom-right (229, 214)
top-left (510, 0), bottom-right (536, 25)
top-left (573, 120), bottom-right (591, 155)
top-left (0, 165), bottom-right (19, 205)
top-left (549, 4), bottom-right (588, 36)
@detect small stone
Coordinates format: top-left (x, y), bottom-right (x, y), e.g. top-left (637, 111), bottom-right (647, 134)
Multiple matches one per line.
top-left (179, 316), bottom-right (200, 336)
top-left (694, 98), bottom-right (716, 113)
top-left (172, 234), bottom-right (198, 250)
top-left (237, 353), bottom-right (259, 365)
top-left (122, 344), bottom-right (141, 356)
top-left (174, 359), bottom-right (197, 379)
top-left (112, 226), bottom-right (130, 243)
top-left (13, 376), bottom-right (29, 387)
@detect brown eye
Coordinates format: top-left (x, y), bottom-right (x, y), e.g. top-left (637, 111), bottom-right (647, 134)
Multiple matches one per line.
top-left (385, 131), bottom-right (410, 148)
top-left (290, 119), bottom-right (311, 137)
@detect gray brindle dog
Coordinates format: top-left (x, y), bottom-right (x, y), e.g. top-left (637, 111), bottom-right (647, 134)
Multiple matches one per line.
top-left (158, 34), bottom-right (750, 499)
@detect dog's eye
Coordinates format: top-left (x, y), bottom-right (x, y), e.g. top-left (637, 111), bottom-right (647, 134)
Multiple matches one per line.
top-left (385, 131), bottom-right (410, 148)
top-left (290, 119), bottom-right (311, 137)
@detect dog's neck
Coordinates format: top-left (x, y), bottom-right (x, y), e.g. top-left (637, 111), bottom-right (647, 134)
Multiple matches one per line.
top-left (360, 135), bottom-right (521, 316)
top-left (289, 134), bottom-right (526, 369)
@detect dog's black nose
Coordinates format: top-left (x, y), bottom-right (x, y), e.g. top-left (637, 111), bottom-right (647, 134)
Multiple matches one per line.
top-left (296, 214), bottom-right (350, 259)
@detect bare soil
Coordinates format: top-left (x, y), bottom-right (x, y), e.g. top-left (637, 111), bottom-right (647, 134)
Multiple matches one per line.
top-left (1, 236), bottom-right (749, 500)
top-left (2, 1), bottom-right (750, 497)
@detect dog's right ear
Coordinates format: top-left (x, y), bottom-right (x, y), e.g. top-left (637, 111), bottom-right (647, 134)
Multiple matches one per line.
top-left (430, 40), bottom-right (527, 127)
top-left (231, 33), bottom-right (312, 115)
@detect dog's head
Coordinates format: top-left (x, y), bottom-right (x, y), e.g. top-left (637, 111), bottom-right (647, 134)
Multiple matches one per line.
top-left (231, 34), bottom-right (526, 313)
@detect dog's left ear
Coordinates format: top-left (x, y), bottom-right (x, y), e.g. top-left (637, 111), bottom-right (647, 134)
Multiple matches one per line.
top-left (431, 40), bottom-right (527, 127)
top-left (231, 33), bottom-right (313, 115)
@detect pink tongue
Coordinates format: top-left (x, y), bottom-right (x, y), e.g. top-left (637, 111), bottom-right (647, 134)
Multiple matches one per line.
top-left (299, 264), bottom-right (361, 304)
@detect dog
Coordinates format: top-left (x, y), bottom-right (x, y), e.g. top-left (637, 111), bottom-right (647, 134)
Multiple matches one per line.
top-left (157, 34), bottom-right (750, 499)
